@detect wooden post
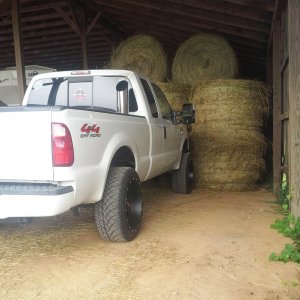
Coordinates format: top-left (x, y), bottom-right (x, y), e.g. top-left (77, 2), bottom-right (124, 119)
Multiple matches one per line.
top-left (11, 0), bottom-right (26, 103)
top-left (288, 0), bottom-right (300, 217)
top-left (272, 19), bottom-right (282, 194)
top-left (80, 9), bottom-right (88, 69)
top-left (81, 32), bottom-right (88, 69)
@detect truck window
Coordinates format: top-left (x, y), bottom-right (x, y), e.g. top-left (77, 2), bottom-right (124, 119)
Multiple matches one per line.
top-left (140, 78), bottom-right (158, 118)
top-left (151, 83), bottom-right (173, 121)
top-left (129, 88), bottom-right (138, 112)
top-left (29, 78), bottom-right (55, 105)
top-left (93, 76), bottom-right (120, 111)
top-left (27, 76), bottom-right (138, 113)
top-left (69, 81), bottom-right (93, 106)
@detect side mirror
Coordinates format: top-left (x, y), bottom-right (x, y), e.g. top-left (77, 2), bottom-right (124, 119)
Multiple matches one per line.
top-left (182, 103), bottom-right (195, 124)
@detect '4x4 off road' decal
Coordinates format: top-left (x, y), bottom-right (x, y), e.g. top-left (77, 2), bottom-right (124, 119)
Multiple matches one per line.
top-left (80, 124), bottom-right (101, 138)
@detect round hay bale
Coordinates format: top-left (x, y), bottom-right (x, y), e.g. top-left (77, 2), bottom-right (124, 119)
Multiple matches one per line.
top-left (190, 79), bottom-right (268, 191)
top-left (172, 34), bottom-right (238, 83)
top-left (191, 80), bottom-right (268, 129)
top-left (109, 34), bottom-right (167, 82)
top-left (155, 82), bottom-right (191, 111)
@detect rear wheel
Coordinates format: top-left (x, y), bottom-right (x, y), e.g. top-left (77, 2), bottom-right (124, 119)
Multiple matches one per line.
top-left (172, 152), bottom-right (194, 194)
top-left (95, 167), bottom-right (143, 242)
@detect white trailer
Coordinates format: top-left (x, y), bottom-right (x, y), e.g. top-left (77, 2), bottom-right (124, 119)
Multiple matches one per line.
top-left (0, 65), bottom-right (55, 105)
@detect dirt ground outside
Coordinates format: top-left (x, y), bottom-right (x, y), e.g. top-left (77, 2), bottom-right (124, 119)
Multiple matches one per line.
top-left (0, 184), bottom-right (300, 300)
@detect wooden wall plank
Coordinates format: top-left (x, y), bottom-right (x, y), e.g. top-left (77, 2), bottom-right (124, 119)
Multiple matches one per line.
top-left (170, 0), bottom-right (273, 23)
top-left (288, 0), bottom-right (300, 217)
top-left (93, 0), bottom-right (268, 42)
top-left (272, 19), bottom-right (282, 194)
top-left (93, 0), bottom-right (270, 33)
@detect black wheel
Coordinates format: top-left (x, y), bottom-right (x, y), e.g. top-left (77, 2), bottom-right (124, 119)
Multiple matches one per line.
top-left (172, 152), bottom-right (194, 194)
top-left (95, 167), bottom-right (143, 242)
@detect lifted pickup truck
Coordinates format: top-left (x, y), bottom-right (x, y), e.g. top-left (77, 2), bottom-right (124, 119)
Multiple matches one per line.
top-left (0, 70), bottom-right (195, 241)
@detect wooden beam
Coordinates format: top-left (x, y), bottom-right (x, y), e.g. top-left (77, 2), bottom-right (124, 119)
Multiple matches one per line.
top-left (11, 0), bottom-right (25, 103)
top-left (267, 0), bottom-right (286, 55)
top-left (86, 11), bottom-right (102, 35)
top-left (0, 0), bottom-right (10, 11)
top-left (55, 7), bottom-right (81, 36)
top-left (272, 19), bottom-right (282, 194)
top-left (85, 1), bottom-right (129, 36)
top-left (288, 0), bottom-right (300, 217)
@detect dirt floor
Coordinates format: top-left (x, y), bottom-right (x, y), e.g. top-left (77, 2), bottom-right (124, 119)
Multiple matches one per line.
top-left (0, 183), bottom-right (300, 300)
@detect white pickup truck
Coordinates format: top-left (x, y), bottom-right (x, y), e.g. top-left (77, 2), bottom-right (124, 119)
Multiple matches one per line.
top-left (0, 70), bottom-right (195, 241)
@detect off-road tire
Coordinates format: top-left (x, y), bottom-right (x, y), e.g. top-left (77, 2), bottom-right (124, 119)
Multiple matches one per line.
top-left (172, 152), bottom-right (194, 194)
top-left (95, 167), bottom-right (143, 242)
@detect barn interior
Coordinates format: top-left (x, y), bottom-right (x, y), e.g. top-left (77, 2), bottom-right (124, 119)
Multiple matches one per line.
top-left (0, 0), bottom-right (299, 216)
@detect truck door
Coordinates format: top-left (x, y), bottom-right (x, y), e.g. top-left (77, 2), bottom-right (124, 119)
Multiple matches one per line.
top-left (140, 79), bottom-right (165, 178)
top-left (151, 84), bottom-right (183, 170)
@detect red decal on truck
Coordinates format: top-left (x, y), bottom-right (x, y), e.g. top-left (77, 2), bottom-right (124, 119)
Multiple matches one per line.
top-left (81, 124), bottom-right (101, 138)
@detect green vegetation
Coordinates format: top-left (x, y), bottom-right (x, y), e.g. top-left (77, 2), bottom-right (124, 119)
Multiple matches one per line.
top-left (276, 173), bottom-right (291, 210)
top-left (269, 173), bottom-right (300, 264)
top-left (270, 214), bottom-right (300, 263)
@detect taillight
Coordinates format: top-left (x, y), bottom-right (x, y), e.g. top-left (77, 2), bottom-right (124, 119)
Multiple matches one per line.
top-left (52, 123), bottom-right (74, 167)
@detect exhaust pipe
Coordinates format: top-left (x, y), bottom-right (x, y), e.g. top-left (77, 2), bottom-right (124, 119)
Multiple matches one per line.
top-left (116, 80), bottom-right (129, 114)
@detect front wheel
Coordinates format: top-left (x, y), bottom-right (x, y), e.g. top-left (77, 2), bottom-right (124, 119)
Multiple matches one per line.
top-left (172, 152), bottom-right (194, 194)
top-left (95, 167), bottom-right (143, 242)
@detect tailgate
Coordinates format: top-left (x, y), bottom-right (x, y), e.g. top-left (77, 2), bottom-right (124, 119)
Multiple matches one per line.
top-left (0, 107), bottom-right (53, 181)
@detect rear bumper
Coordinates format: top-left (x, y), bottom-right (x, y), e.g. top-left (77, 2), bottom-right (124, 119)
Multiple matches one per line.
top-left (0, 183), bottom-right (75, 219)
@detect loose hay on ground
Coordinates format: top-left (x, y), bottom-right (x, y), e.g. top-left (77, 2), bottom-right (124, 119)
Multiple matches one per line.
top-left (0, 207), bottom-right (95, 274)
top-left (172, 34), bottom-right (238, 84)
top-left (190, 80), bottom-right (268, 191)
top-left (109, 34), bottom-right (167, 82)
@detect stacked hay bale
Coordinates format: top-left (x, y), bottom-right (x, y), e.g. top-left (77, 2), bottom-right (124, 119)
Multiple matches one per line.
top-left (108, 32), bottom-right (268, 191)
top-left (190, 80), bottom-right (268, 190)
top-left (109, 34), bottom-right (167, 82)
top-left (155, 82), bottom-right (191, 111)
top-left (172, 34), bottom-right (238, 83)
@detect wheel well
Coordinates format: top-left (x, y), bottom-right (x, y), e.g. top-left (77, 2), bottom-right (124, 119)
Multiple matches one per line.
top-left (183, 140), bottom-right (189, 153)
top-left (110, 147), bottom-right (135, 168)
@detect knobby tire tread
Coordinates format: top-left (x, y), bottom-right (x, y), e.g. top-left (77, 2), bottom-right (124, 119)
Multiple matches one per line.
top-left (95, 167), bottom-right (142, 242)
